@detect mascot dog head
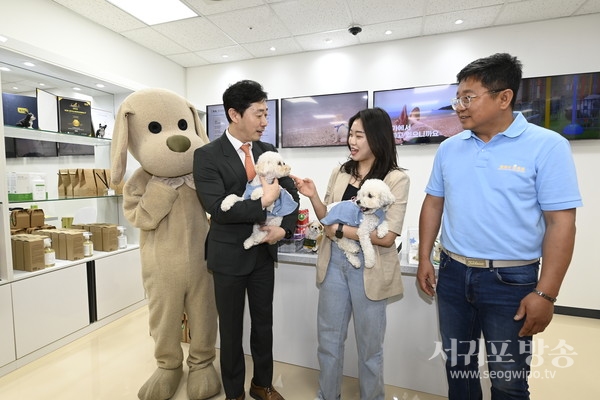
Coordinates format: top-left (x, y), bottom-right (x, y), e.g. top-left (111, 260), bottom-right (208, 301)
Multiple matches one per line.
top-left (110, 88), bottom-right (209, 185)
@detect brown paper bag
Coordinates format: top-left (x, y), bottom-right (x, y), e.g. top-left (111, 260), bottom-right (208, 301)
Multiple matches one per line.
top-left (94, 169), bottom-right (109, 196)
top-left (68, 169), bottom-right (79, 197)
top-left (74, 169), bottom-right (97, 197)
top-left (58, 169), bottom-right (70, 198)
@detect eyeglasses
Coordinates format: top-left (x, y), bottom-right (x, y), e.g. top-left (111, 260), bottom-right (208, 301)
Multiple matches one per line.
top-left (450, 89), bottom-right (507, 110)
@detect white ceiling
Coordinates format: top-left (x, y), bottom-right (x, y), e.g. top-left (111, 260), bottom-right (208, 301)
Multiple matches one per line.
top-left (51, 0), bottom-right (600, 68)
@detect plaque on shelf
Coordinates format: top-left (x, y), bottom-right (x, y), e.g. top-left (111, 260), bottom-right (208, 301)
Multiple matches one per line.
top-left (2, 93), bottom-right (39, 129)
top-left (57, 97), bottom-right (93, 136)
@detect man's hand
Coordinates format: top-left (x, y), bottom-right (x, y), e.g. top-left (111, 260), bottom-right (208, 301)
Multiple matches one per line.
top-left (260, 176), bottom-right (281, 208)
top-left (260, 225), bottom-right (286, 245)
top-left (417, 260), bottom-right (437, 297)
top-left (514, 293), bottom-right (554, 336)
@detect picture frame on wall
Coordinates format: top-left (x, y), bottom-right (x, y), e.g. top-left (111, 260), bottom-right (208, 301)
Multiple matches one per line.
top-left (373, 83), bottom-right (461, 145)
top-left (280, 91), bottom-right (368, 148)
top-left (206, 99), bottom-right (279, 147)
top-left (515, 71), bottom-right (600, 140)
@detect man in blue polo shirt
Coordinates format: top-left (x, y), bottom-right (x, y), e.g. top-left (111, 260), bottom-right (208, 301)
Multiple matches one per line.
top-left (417, 53), bottom-right (582, 400)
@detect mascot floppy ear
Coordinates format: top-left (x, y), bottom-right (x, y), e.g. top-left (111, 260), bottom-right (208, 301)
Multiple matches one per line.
top-left (188, 100), bottom-right (210, 145)
top-left (110, 100), bottom-right (134, 185)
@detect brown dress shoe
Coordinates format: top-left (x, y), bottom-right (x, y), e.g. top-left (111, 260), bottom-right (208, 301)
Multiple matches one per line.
top-left (226, 393), bottom-right (245, 400)
top-left (249, 381), bottom-right (284, 400)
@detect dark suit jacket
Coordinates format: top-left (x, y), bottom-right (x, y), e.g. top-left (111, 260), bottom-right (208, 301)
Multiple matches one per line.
top-left (193, 135), bottom-right (299, 275)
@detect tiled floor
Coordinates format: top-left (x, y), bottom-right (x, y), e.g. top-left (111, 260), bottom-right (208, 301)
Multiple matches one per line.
top-left (0, 305), bottom-right (598, 399)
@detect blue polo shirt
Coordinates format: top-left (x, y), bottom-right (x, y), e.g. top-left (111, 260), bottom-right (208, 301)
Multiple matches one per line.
top-left (425, 112), bottom-right (582, 260)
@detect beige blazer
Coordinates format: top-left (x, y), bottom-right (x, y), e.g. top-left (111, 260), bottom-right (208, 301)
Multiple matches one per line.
top-left (316, 167), bottom-right (410, 300)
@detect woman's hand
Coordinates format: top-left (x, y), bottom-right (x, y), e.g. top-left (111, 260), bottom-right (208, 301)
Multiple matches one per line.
top-left (290, 175), bottom-right (316, 198)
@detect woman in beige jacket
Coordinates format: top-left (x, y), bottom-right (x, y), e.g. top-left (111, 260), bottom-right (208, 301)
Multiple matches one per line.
top-left (292, 107), bottom-right (410, 400)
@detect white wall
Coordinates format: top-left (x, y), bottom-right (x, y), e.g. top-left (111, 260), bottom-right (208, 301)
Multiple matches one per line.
top-left (187, 14), bottom-right (600, 310)
top-left (0, 0), bottom-right (185, 94)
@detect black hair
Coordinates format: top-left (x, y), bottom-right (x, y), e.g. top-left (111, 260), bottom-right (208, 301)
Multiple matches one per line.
top-left (341, 107), bottom-right (400, 183)
top-left (456, 53), bottom-right (522, 107)
top-left (222, 80), bottom-right (268, 123)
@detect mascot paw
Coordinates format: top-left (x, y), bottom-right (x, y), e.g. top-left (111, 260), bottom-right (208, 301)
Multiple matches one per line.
top-left (138, 366), bottom-right (183, 400)
top-left (187, 365), bottom-right (222, 400)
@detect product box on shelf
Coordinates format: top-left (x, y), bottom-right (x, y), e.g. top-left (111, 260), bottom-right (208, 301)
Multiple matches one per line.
top-left (73, 223), bottom-right (119, 252)
top-left (10, 209), bottom-right (30, 230)
top-left (6, 172), bottom-right (48, 201)
top-left (34, 228), bottom-right (84, 261)
top-left (11, 234), bottom-right (45, 271)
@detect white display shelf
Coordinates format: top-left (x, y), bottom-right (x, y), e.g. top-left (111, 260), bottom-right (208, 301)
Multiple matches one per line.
top-left (11, 245), bottom-right (140, 281)
top-left (4, 125), bottom-right (111, 146)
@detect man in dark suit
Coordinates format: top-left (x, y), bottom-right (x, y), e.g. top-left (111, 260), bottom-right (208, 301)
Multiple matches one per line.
top-left (193, 80), bottom-right (299, 400)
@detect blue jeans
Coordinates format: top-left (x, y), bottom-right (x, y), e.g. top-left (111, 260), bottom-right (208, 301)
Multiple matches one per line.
top-left (437, 251), bottom-right (539, 400)
top-left (317, 243), bottom-right (387, 400)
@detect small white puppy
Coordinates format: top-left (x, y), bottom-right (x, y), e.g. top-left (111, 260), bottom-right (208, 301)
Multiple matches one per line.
top-left (221, 151), bottom-right (297, 249)
top-left (321, 179), bottom-right (395, 268)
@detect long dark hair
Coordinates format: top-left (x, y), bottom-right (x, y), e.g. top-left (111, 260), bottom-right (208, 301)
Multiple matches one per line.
top-left (341, 107), bottom-right (400, 183)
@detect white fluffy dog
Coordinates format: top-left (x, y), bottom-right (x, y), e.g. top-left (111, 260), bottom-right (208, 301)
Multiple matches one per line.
top-left (321, 179), bottom-right (395, 268)
top-left (221, 151), bottom-right (297, 249)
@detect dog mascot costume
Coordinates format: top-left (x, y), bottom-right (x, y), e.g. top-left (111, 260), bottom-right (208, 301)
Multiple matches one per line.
top-left (111, 88), bottom-right (220, 400)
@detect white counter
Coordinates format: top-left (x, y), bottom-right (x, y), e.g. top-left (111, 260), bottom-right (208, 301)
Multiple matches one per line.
top-left (267, 251), bottom-right (448, 397)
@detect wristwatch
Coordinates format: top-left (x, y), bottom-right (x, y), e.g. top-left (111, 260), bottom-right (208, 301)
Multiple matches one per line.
top-left (335, 223), bottom-right (344, 239)
top-left (284, 228), bottom-right (293, 239)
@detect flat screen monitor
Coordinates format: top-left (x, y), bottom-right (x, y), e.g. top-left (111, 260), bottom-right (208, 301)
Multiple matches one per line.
top-left (57, 142), bottom-right (95, 156)
top-left (206, 99), bottom-right (279, 147)
top-left (280, 91), bottom-right (368, 148)
top-left (14, 138), bottom-right (58, 157)
top-left (515, 71), bottom-right (600, 140)
top-left (373, 83), bottom-right (461, 145)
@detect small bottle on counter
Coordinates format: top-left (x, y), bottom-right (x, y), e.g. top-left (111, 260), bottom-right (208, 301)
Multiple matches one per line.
top-left (117, 226), bottom-right (128, 249)
top-left (83, 232), bottom-right (94, 257)
top-left (44, 237), bottom-right (55, 267)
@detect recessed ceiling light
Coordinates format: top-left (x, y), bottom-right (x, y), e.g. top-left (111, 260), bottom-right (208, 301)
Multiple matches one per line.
top-left (107, 0), bottom-right (197, 25)
top-left (39, 83), bottom-right (46, 86)
top-left (385, 30), bottom-right (392, 35)
top-left (96, 83), bottom-right (105, 88)
top-left (222, 54), bottom-right (229, 58)
top-left (73, 87), bottom-right (81, 91)
top-left (23, 61), bottom-right (35, 67)
top-left (0, 66), bottom-right (10, 72)
top-left (12, 86), bottom-right (18, 90)
top-left (455, 19), bottom-right (464, 25)
top-left (0, 35), bottom-right (8, 43)
top-left (270, 46), bottom-right (276, 51)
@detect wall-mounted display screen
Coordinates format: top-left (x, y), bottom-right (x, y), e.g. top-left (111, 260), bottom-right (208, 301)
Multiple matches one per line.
top-left (516, 71), bottom-right (600, 140)
top-left (206, 99), bottom-right (279, 147)
top-left (280, 91), bottom-right (368, 148)
top-left (373, 83), bottom-right (461, 145)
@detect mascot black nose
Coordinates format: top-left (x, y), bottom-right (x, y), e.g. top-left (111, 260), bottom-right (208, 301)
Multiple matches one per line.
top-left (166, 135), bottom-right (191, 153)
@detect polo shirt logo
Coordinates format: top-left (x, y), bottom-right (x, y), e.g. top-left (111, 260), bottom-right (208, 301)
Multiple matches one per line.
top-left (498, 164), bottom-right (526, 173)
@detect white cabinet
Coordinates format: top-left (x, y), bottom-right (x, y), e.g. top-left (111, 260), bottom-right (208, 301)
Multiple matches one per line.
top-left (95, 248), bottom-right (144, 320)
top-left (11, 263), bottom-right (89, 358)
top-left (0, 49), bottom-right (144, 377)
top-left (0, 283), bottom-right (16, 367)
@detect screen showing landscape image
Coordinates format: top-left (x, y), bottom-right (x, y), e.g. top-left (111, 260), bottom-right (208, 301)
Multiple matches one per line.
top-left (281, 91), bottom-right (368, 148)
top-left (515, 71), bottom-right (600, 140)
top-left (373, 83), bottom-right (461, 145)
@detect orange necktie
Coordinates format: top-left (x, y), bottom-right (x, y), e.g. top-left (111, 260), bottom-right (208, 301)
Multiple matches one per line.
top-left (241, 143), bottom-right (256, 181)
